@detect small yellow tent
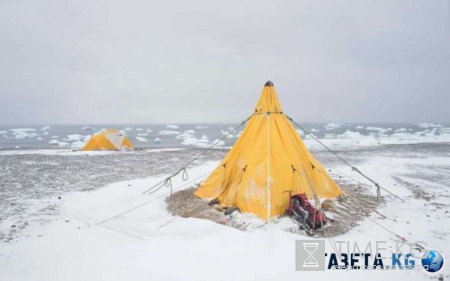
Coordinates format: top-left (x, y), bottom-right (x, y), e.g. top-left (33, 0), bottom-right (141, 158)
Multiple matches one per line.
top-left (195, 81), bottom-right (342, 220)
top-left (82, 130), bottom-right (133, 151)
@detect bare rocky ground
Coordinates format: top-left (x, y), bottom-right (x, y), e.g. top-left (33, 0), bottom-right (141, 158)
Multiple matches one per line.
top-left (1, 143), bottom-right (450, 242)
top-left (0, 148), bottom-right (226, 242)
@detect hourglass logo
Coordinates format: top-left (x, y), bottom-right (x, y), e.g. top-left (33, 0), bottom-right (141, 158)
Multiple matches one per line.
top-left (296, 240), bottom-right (325, 271)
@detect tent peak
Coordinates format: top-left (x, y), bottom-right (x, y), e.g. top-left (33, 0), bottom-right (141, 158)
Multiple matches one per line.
top-left (255, 81), bottom-right (281, 112)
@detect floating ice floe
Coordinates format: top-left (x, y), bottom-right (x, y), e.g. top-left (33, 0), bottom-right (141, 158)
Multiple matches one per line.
top-left (195, 125), bottom-right (209, 129)
top-left (337, 130), bottom-right (362, 139)
top-left (413, 130), bottom-right (437, 138)
top-left (18, 133), bottom-right (39, 139)
top-left (296, 129), bottom-right (305, 136)
top-left (390, 132), bottom-right (415, 139)
top-left (146, 129), bottom-right (153, 133)
top-left (124, 127), bottom-right (133, 131)
top-left (58, 141), bottom-right (69, 147)
top-left (325, 123), bottom-right (347, 130)
top-left (154, 137), bottom-right (162, 144)
top-left (159, 130), bottom-right (180, 135)
top-left (414, 123), bottom-right (442, 128)
top-left (211, 139), bottom-right (225, 146)
top-left (365, 127), bottom-right (392, 133)
top-left (136, 128), bottom-right (143, 131)
top-left (63, 134), bottom-right (85, 142)
top-left (182, 135), bottom-right (208, 146)
top-left (48, 140), bottom-right (69, 147)
top-left (179, 133), bottom-right (225, 148)
top-left (39, 126), bottom-right (51, 131)
top-left (82, 126), bottom-right (93, 131)
top-left (355, 126), bottom-right (364, 129)
top-left (220, 127), bottom-right (238, 138)
top-left (13, 133), bottom-right (37, 139)
top-left (36, 137), bottom-right (43, 141)
top-left (135, 137), bottom-right (149, 142)
top-left (166, 125), bottom-right (179, 129)
top-left (178, 130), bottom-right (201, 145)
top-left (42, 131), bottom-right (49, 136)
top-left (52, 135), bottom-right (59, 139)
top-left (10, 128), bottom-right (39, 139)
top-left (220, 130), bottom-right (231, 136)
top-left (310, 128), bottom-right (319, 132)
top-left (10, 128), bottom-right (36, 133)
top-left (365, 127), bottom-right (382, 131)
top-left (137, 133), bottom-right (149, 137)
top-left (71, 141), bottom-right (86, 150)
top-left (303, 125), bottom-right (450, 150)
top-left (176, 130), bottom-right (196, 140)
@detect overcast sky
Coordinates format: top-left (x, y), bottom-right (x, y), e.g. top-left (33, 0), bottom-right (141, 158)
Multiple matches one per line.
top-left (0, 0), bottom-right (449, 125)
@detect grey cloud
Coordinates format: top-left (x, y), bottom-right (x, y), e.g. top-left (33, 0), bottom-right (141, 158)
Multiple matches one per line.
top-left (0, 0), bottom-right (449, 125)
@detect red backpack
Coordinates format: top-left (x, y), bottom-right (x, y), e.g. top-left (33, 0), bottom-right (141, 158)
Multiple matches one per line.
top-left (288, 193), bottom-right (327, 230)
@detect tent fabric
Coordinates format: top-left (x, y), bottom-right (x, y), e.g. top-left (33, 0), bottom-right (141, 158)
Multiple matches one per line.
top-left (81, 130), bottom-right (133, 151)
top-left (195, 82), bottom-right (343, 220)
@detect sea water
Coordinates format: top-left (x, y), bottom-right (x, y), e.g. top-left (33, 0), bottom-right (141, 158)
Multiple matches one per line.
top-left (0, 122), bottom-right (448, 150)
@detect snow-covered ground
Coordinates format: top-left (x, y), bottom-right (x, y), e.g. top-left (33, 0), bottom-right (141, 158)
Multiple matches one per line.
top-left (0, 144), bottom-right (449, 280)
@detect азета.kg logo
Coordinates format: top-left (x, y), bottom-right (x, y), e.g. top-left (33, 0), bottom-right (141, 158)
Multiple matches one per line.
top-left (296, 240), bottom-right (444, 273)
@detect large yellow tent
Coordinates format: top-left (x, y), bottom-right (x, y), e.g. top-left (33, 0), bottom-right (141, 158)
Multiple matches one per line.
top-left (82, 129), bottom-right (133, 151)
top-left (195, 81), bottom-right (342, 220)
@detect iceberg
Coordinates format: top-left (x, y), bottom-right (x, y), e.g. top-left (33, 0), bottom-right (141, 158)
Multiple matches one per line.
top-left (159, 130), bottom-right (181, 135)
top-left (176, 130), bottom-right (196, 140)
top-left (414, 123), bottom-right (442, 128)
top-left (63, 134), bottom-right (84, 142)
top-left (71, 141), bottom-right (86, 150)
top-left (136, 137), bottom-right (149, 142)
top-left (337, 130), bottom-right (362, 139)
top-left (39, 126), bottom-right (51, 131)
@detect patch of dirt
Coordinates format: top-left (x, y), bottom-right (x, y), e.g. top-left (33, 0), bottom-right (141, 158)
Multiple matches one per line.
top-left (166, 187), bottom-right (228, 224)
top-left (166, 178), bottom-right (382, 237)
